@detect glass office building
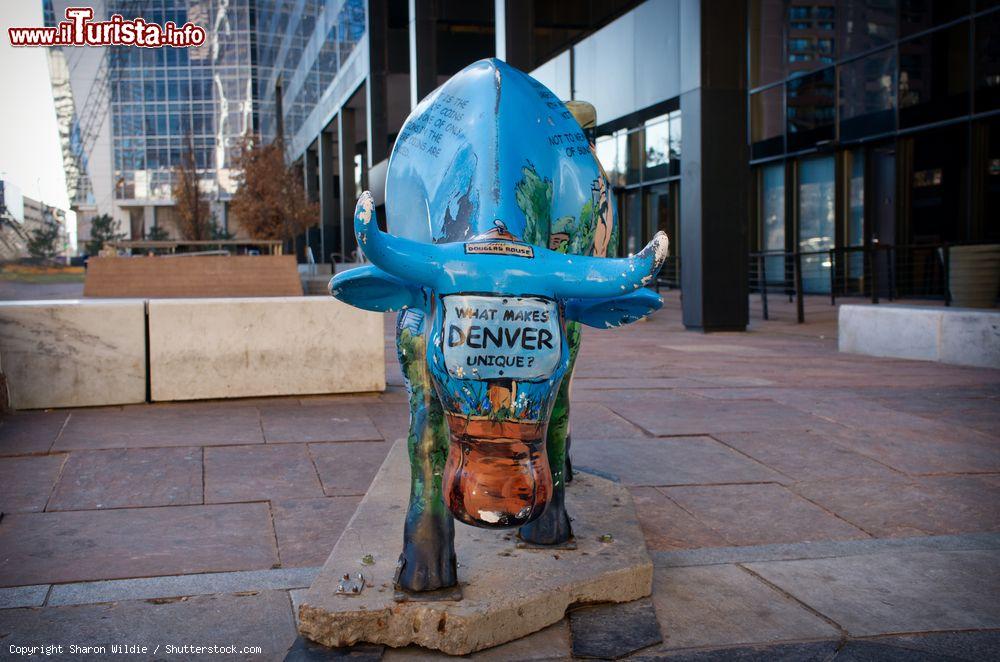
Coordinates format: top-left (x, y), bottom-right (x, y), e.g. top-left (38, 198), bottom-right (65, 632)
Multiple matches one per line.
top-left (749, 0), bottom-right (1000, 296)
top-left (47, 0), bottom-right (263, 243)
top-left (107, 0), bottom-right (259, 237)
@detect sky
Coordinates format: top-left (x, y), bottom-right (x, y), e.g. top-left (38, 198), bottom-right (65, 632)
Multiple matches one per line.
top-left (0, 1), bottom-right (72, 212)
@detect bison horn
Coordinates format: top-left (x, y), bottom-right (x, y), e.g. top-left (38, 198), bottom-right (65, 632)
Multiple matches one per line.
top-left (548, 232), bottom-right (670, 300)
top-left (353, 191), bottom-right (440, 287)
top-left (355, 189), bottom-right (668, 299)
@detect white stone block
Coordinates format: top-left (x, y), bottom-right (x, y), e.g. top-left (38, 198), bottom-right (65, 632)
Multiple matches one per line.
top-left (148, 297), bottom-right (385, 401)
top-left (939, 309), bottom-right (1000, 369)
top-left (0, 300), bottom-right (146, 409)
top-left (838, 305), bottom-right (941, 362)
top-left (839, 304), bottom-right (1000, 369)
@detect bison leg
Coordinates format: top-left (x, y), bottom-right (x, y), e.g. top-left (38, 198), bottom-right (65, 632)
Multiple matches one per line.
top-left (518, 321), bottom-right (581, 545)
top-left (394, 311), bottom-right (457, 592)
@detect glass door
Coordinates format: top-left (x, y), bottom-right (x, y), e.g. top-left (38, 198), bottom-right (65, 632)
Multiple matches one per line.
top-left (759, 163), bottom-right (786, 286)
top-left (844, 148), bottom-right (865, 290)
top-left (644, 183), bottom-right (678, 287)
top-left (797, 155), bottom-right (835, 294)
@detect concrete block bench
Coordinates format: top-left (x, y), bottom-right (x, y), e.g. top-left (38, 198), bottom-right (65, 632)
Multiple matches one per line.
top-left (0, 297), bottom-right (385, 409)
top-left (0, 299), bottom-right (147, 409)
top-left (839, 304), bottom-right (1000, 369)
top-left (147, 297), bottom-right (384, 401)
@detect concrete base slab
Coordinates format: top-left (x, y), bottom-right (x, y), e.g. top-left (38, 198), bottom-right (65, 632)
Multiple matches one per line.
top-left (297, 440), bottom-right (653, 656)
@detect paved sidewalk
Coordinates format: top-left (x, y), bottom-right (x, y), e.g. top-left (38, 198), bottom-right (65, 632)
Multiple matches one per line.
top-left (1, 292), bottom-right (998, 660)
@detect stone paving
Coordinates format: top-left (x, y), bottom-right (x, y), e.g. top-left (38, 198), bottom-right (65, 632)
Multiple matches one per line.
top-left (1, 292), bottom-right (998, 660)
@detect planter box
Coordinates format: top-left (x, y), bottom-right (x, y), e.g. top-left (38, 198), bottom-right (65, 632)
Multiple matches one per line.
top-left (84, 255), bottom-right (303, 298)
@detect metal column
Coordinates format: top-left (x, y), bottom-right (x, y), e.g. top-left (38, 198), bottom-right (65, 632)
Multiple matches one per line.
top-left (337, 109), bottom-right (357, 262)
top-left (318, 131), bottom-right (337, 262)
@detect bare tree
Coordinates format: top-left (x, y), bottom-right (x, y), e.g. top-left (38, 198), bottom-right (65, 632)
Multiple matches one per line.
top-left (230, 136), bottom-right (318, 241)
top-left (172, 134), bottom-right (211, 240)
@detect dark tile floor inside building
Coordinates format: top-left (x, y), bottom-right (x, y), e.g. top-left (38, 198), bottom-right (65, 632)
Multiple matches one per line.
top-left (1, 293), bottom-right (998, 660)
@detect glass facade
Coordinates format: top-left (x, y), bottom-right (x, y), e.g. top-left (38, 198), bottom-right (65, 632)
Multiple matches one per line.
top-left (750, 1), bottom-right (997, 158)
top-left (838, 47), bottom-right (896, 141)
top-left (256, 0), bottom-right (366, 151)
top-left (49, 0), bottom-right (366, 242)
top-left (108, 0), bottom-right (258, 204)
top-left (749, 0), bottom-right (1000, 296)
top-left (594, 110), bottom-right (681, 270)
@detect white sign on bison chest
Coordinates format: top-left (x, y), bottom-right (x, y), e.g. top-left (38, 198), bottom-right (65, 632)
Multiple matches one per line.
top-left (442, 294), bottom-right (561, 381)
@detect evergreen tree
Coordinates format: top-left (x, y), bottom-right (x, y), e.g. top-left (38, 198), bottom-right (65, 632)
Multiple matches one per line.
top-left (86, 214), bottom-right (125, 255)
top-left (145, 225), bottom-right (171, 241)
top-left (27, 209), bottom-right (63, 260)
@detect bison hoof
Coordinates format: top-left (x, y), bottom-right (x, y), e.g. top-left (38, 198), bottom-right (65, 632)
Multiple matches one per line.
top-left (518, 501), bottom-right (573, 545)
top-left (393, 549), bottom-right (457, 593)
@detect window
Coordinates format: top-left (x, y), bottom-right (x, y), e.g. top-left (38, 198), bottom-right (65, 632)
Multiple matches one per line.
top-left (668, 110), bottom-right (681, 175)
top-left (840, 1), bottom-right (896, 56)
top-left (645, 183), bottom-right (678, 285)
top-left (786, 4), bottom-right (838, 74)
top-left (840, 48), bottom-right (896, 140)
top-left (905, 124), bottom-right (969, 243)
top-left (623, 190), bottom-right (643, 256)
top-left (749, 0), bottom-right (785, 88)
top-left (900, 0), bottom-right (971, 38)
top-left (787, 67), bottom-right (835, 151)
top-left (751, 85), bottom-right (784, 159)
top-left (789, 38), bottom-right (812, 52)
top-left (899, 22), bottom-right (971, 128)
top-left (643, 116), bottom-right (670, 181)
top-left (595, 135), bottom-right (620, 187)
top-left (973, 117), bottom-right (1000, 243)
top-left (975, 11), bottom-right (1000, 113)
top-left (626, 130), bottom-right (643, 185)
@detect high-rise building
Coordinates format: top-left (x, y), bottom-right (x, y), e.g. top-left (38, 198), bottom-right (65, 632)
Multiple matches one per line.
top-left (45, 0), bottom-right (260, 250)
